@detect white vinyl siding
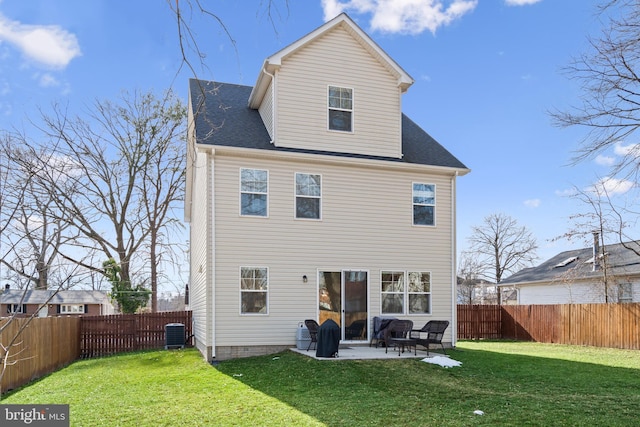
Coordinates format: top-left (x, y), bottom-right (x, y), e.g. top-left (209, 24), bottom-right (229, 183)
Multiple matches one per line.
top-left (258, 80), bottom-right (274, 140)
top-left (209, 153), bottom-right (456, 348)
top-left (187, 145), bottom-right (213, 356)
top-left (274, 27), bottom-right (402, 158)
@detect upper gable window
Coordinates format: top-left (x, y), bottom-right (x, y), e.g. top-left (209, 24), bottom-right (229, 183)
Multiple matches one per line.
top-left (240, 168), bottom-right (268, 217)
top-left (413, 183), bottom-right (435, 226)
top-left (328, 86), bottom-right (353, 132)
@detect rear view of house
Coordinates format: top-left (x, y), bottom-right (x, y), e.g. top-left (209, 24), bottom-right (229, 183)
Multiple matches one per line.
top-left (185, 14), bottom-right (469, 361)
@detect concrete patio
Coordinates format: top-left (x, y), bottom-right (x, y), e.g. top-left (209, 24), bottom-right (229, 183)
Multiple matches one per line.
top-left (290, 344), bottom-right (447, 360)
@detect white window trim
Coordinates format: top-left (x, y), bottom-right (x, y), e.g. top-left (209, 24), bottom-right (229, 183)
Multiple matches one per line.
top-left (239, 266), bottom-right (269, 315)
top-left (239, 168), bottom-right (269, 218)
top-left (380, 270), bottom-right (432, 315)
top-left (294, 172), bottom-right (322, 220)
top-left (618, 283), bottom-right (633, 303)
top-left (412, 182), bottom-right (436, 227)
top-left (407, 271), bottom-right (432, 315)
top-left (327, 85), bottom-right (354, 133)
top-left (380, 270), bottom-right (405, 315)
top-left (60, 304), bottom-right (85, 314)
top-left (8, 304), bottom-right (24, 314)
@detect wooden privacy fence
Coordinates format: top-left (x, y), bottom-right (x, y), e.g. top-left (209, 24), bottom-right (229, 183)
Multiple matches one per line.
top-left (0, 311), bottom-right (192, 393)
top-left (80, 311), bottom-right (193, 358)
top-left (0, 316), bottom-right (81, 394)
top-left (458, 303), bottom-right (640, 350)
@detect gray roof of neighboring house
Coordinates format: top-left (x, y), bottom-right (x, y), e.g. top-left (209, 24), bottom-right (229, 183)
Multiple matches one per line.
top-left (189, 80), bottom-right (468, 170)
top-left (0, 289), bottom-right (111, 305)
top-left (499, 241), bottom-right (640, 286)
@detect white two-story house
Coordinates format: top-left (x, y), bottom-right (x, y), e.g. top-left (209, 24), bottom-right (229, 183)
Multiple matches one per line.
top-left (185, 13), bottom-right (469, 361)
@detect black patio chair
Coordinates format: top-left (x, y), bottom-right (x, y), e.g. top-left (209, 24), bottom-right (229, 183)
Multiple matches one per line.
top-left (409, 320), bottom-right (449, 355)
top-left (370, 316), bottom-right (397, 347)
top-left (383, 319), bottom-right (414, 356)
top-left (345, 319), bottom-right (367, 340)
top-left (304, 319), bottom-right (320, 351)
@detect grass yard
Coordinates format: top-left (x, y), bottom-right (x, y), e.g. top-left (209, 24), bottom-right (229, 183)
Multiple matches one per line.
top-left (2, 341), bottom-right (640, 426)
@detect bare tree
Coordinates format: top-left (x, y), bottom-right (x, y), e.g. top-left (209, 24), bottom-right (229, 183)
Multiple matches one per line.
top-left (551, 0), bottom-right (640, 181)
top-left (457, 251), bottom-right (486, 304)
top-left (0, 141), bottom-right (83, 290)
top-left (467, 213), bottom-right (538, 285)
top-left (169, 0), bottom-right (289, 81)
top-left (8, 90), bottom-right (188, 310)
top-left (137, 92), bottom-right (187, 312)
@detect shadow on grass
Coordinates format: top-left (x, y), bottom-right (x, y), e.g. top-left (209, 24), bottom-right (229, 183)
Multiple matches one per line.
top-left (214, 347), bottom-right (640, 427)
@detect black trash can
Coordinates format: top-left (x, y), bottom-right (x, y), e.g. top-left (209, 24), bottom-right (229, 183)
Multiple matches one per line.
top-left (316, 319), bottom-right (340, 358)
top-left (165, 323), bottom-right (185, 349)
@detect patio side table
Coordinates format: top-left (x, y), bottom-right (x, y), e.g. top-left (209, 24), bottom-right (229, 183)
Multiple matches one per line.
top-left (391, 337), bottom-right (416, 356)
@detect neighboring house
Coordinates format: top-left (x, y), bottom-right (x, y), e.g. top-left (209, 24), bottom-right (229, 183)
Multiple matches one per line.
top-left (498, 240), bottom-right (640, 305)
top-left (456, 277), bottom-right (497, 305)
top-left (185, 14), bottom-right (469, 361)
top-left (0, 287), bottom-right (115, 317)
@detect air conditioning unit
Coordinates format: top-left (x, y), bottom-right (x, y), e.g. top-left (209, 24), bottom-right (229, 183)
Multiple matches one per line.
top-left (165, 323), bottom-right (185, 349)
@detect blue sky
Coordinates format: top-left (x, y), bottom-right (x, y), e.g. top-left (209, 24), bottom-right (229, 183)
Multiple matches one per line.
top-left (0, 0), bottom-right (633, 278)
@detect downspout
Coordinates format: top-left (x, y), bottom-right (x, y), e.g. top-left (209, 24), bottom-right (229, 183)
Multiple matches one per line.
top-left (262, 66), bottom-right (277, 144)
top-left (451, 171), bottom-right (458, 348)
top-left (208, 148), bottom-right (216, 360)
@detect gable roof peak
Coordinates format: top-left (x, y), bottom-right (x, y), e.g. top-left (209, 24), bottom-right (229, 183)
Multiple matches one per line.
top-left (249, 12), bottom-right (414, 108)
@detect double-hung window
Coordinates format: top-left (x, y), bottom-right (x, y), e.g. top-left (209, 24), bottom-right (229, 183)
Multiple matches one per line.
top-left (240, 168), bottom-right (268, 217)
top-left (408, 272), bottom-right (431, 314)
top-left (328, 86), bottom-right (353, 132)
top-left (381, 271), bottom-right (405, 314)
top-left (619, 283), bottom-right (633, 303)
top-left (413, 183), bottom-right (435, 226)
top-left (381, 271), bottom-right (431, 314)
top-left (295, 173), bottom-right (321, 219)
top-left (240, 267), bottom-right (268, 314)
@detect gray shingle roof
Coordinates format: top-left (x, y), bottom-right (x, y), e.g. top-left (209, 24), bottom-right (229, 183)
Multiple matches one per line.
top-left (0, 289), bottom-right (111, 305)
top-left (189, 79), bottom-right (468, 170)
top-left (499, 241), bottom-right (640, 285)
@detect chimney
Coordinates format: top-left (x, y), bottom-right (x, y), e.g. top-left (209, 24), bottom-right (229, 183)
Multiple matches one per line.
top-left (592, 231), bottom-right (600, 271)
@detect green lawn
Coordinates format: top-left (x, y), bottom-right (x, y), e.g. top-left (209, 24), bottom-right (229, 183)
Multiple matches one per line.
top-left (2, 341), bottom-right (640, 426)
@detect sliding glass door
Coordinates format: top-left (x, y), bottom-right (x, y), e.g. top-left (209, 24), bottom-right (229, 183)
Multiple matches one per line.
top-left (318, 270), bottom-right (368, 342)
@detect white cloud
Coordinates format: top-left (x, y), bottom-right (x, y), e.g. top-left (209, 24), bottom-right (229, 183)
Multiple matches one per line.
top-left (321, 0), bottom-right (478, 34)
top-left (505, 0), bottom-right (542, 5)
top-left (595, 154), bottom-right (615, 166)
top-left (524, 199), bottom-right (541, 208)
top-left (38, 73), bottom-right (60, 88)
top-left (555, 188), bottom-right (576, 197)
top-left (614, 142), bottom-right (640, 160)
top-left (0, 13), bottom-right (81, 69)
top-left (588, 176), bottom-right (635, 196)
